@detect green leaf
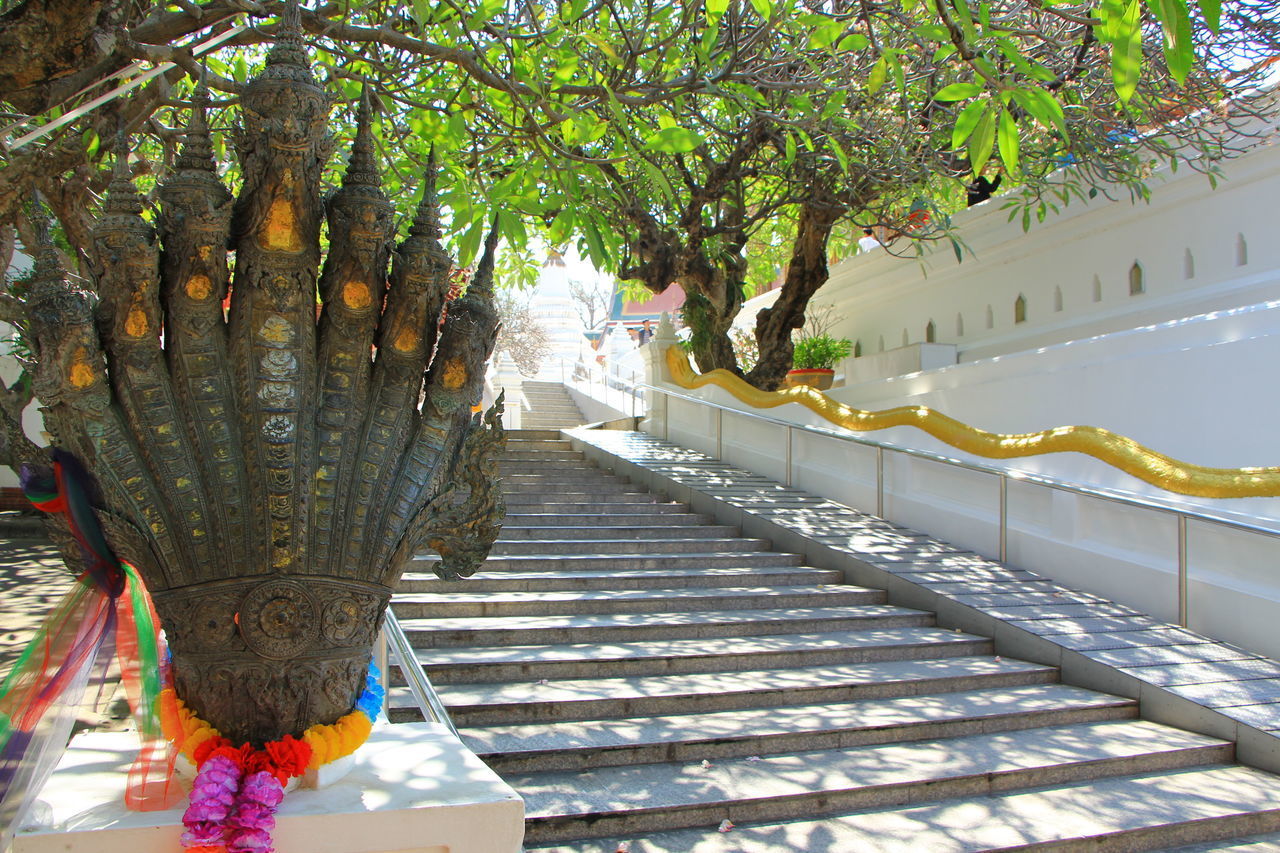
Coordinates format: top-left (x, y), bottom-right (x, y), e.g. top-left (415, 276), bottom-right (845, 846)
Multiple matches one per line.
top-left (409, 0), bottom-right (431, 27)
top-left (784, 133), bottom-right (797, 166)
top-left (82, 129), bottom-right (99, 159)
top-left (645, 126), bottom-right (705, 153)
top-left (836, 33), bottom-right (869, 52)
top-left (934, 82), bottom-right (983, 101)
top-left (548, 209), bottom-right (575, 245)
top-left (807, 19), bottom-right (844, 49)
top-left (458, 218), bottom-right (485, 267)
top-left (750, 0), bottom-right (773, 18)
top-left (997, 109), bottom-right (1020, 176)
top-left (830, 138), bottom-right (849, 173)
top-left (1150, 0), bottom-right (1194, 83)
top-left (951, 99), bottom-right (987, 149)
top-left (498, 209), bottom-right (528, 253)
top-left (867, 57), bottom-right (887, 95)
top-left (1011, 88), bottom-right (1067, 135)
top-left (913, 24), bottom-right (951, 41)
top-left (706, 0), bottom-right (729, 21)
top-left (968, 109), bottom-right (996, 175)
top-left (1199, 0), bottom-right (1221, 31)
top-left (1108, 0), bottom-right (1143, 103)
top-left (581, 219), bottom-right (609, 267)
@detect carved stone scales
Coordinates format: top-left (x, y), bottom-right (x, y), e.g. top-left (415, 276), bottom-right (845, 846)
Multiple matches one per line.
top-left (20, 3), bottom-right (506, 745)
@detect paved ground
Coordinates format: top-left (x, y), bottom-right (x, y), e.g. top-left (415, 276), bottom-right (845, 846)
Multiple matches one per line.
top-left (0, 516), bottom-right (131, 733)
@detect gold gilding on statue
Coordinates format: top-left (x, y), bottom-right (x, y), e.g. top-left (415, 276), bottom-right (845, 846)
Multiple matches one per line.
top-left (665, 347), bottom-right (1280, 499)
top-left (342, 281), bottom-right (372, 310)
top-left (261, 196), bottom-right (303, 252)
top-left (124, 306), bottom-right (150, 338)
top-left (185, 275), bottom-right (213, 301)
top-left (68, 349), bottom-right (96, 389)
top-left (442, 358), bottom-right (467, 390)
top-left (392, 326), bottom-right (420, 354)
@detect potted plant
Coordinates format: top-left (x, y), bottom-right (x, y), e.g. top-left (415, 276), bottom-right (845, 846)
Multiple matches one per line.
top-left (786, 334), bottom-right (852, 390)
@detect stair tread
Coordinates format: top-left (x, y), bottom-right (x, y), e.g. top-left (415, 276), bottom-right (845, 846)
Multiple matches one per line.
top-left (525, 765), bottom-right (1280, 852)
top-left (401, 567), bottom-right (836, 584)
top-left (510, 720), bottom-right (1229, 819)
top-left (462, 683), bottom-right (1133, 756)
top-left (434, 655), bottom-right (1047, 708)
top-left (393, 584), bottom-right (870, 606)
top-left (396, 604), bottom-right (926, 634)
top-left (415, 626), bottom-right (986, 668)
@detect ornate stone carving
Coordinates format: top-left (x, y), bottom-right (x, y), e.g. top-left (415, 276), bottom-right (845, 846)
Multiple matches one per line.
top-left (22, 1), bottom-right (506, 745)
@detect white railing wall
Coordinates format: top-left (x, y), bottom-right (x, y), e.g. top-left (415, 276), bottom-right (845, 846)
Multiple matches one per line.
top-left (650, 383), bottom-right (1280, 662)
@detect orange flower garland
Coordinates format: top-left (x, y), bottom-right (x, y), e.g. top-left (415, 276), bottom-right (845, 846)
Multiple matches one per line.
top-left (159, 688), bottom-right (374, 771)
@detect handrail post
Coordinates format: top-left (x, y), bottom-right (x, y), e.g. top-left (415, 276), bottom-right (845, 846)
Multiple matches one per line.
top-left (876, 446), bottom-right (885, 517)
top-left (1178, 514), bottom-right (1189, 627)
top-left (374, 623), bottom-right (389, 716)
top-left (784, 425), bottom-right (793, 487)
top-left (999, 474), bottom-right (1008, 563)
top-left (716, 407), bottom-right (724, 459)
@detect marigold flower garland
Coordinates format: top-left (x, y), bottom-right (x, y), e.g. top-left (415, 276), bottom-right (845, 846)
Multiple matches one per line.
top-left (159, 663), bottom-right (384, 853)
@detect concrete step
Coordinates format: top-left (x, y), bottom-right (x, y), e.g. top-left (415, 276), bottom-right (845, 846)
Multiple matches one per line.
top-left (505, 429), bottom-right (564, 440)
top-left (497, 524), bottom-right (738, 541)
top-left (498, 462), bottom-right (603, 474)
top-left (466, 683), bottom-right (1138, 774)
top-left (501, 481), bottom-right (637, 495)
top-left (449, 551), bottom-right (806, 572)
top-left (501, 450), bottom-right (586, 462)
top-left (501, 471), bottom-right (630, 485)
top-left (502, 490), bottom-right (656, 504)
top-left (418, 656), bottom-right (1058, 726)
top-left (504, 440), bottom-right (573, 452)
top-left (414, 653), bottom-right (1054, 722)
top-left (395, 604), bottom-right (934, 648)
top-left (501, 510), bottom-right (699, 526)
top-left (501, 501), bottom-right (689, 515)
top-left (1167, 834), bottom-right (1280, 852)
top-left (392, 583), bottom-right (886, 618)
top-left (512, 720), bottom-right (1234, 844)
top-left (525, 765), bottom-right (1280, 852)
top-left (487, 537), bottom-right (773, 556)
top-left (398, 566), bottom-right (842, 593)
top-left (412, 627), bottom-right (993, 684)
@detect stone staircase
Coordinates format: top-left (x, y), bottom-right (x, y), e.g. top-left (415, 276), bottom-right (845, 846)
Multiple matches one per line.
top-left (520, 380), bottom-right (585, 430)
top-left (390, 430), bottom-right (1280, 852)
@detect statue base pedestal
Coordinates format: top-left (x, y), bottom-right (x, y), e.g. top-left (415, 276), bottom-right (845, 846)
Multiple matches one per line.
top-left (12, 723), bottom-right (524, 853)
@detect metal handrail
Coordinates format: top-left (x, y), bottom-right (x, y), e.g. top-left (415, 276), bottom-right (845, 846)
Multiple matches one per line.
top-left (381, 608), bottom-right (460, 739)
top-left (644, 380), bottom-right (1280, 628)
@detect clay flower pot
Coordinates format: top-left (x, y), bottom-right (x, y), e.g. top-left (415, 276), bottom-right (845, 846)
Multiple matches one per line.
top-left (784, 368), bottom-right (835, 390)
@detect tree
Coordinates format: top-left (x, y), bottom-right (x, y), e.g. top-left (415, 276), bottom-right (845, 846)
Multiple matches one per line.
top-left (568, 274), bottom-right (612, 334)
top-left (495, 290), bottom-right (551, 376)
top-left (1, 0), bottom-right (1276, 392)
top-left (500, 2), bottom-right (1279, 387)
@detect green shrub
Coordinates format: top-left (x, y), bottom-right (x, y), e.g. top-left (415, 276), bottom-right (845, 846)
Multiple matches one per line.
top-left (792, 334), bottom-right (852, 370)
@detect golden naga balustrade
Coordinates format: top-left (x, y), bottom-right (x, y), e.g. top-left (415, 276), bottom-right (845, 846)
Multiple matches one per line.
top-left (665, 347), bottom-right (1280, 499)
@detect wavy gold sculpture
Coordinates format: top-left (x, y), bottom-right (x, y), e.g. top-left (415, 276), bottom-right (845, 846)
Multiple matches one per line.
top-left (665, 347), bottom-right (1280, 499)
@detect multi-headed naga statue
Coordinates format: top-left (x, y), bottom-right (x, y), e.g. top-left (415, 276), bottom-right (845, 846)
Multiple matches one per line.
top-left (8, 8), bottom-right (505, 746)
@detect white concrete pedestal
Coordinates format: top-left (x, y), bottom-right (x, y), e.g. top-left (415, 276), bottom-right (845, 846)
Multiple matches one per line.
top-left (12, 723), bottom-right (524, 853)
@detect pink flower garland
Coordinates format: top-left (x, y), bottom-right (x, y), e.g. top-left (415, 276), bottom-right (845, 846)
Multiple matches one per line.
top-left (181, 759), bottom-right (286, 853)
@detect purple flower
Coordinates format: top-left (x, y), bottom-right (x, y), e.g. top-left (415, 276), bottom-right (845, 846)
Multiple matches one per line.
top-left (180, 822), bottom-right (225, 846)
top-left (238, 772), bottom-right (285, 808)
top-left (227, 827), bottom-right (274, 853)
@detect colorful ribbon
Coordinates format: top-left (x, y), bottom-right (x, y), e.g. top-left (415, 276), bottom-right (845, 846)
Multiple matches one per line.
top-left (0, 448), bottom-right (177, 846)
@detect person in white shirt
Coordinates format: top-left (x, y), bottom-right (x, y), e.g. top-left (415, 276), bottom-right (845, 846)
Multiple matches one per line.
top-left (858, 228), bottom-right (880, 253)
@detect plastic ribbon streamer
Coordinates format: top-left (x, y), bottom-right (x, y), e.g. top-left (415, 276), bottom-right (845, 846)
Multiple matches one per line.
top-left (0, 449), bottom-right (175, 850)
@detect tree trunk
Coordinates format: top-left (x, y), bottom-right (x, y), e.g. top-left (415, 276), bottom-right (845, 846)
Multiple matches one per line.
top-left (745, 202), bottom-right (841, 391)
